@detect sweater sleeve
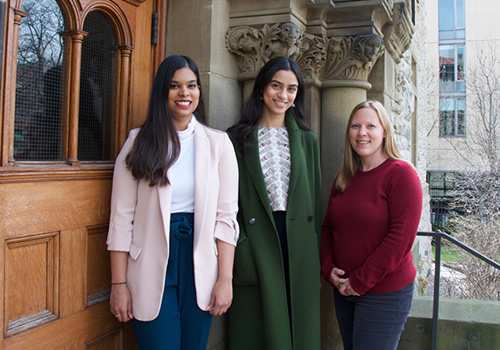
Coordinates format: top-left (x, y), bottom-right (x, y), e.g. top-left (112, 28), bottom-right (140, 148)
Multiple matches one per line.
top-left (349, 163), bottom-right (423, 295)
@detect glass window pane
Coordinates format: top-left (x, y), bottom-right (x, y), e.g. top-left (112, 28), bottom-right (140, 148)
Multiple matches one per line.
top-left (440, 110), bottom-right (455, 137)
top-left (78, 11), bottom-right (117, 161)
top-left (457, 98), bottom-right (466, 136)
top-left (14, 0), bottom-right (65, 161)
top-left (456, 0), bottom-right (465, 28)
top-left (457, 46), bottom-right (465, 81)
top-left (439, 0), bottom-right (454, 30)
top-left (456, 29), bottom-right (465, 39)
top-left (439, 31), bottom-right (455, 40)
top-left (457, 109), bottom-right (465, 136)
top-left (440, 98), bottom-right (455, 137)
top-left (439, 46), bottom-right (455, 81)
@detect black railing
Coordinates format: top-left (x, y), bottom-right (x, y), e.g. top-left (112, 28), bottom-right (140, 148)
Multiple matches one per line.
top-left (416, 230), bottom-right (500, 350)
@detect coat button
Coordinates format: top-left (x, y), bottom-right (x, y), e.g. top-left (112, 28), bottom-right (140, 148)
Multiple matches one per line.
top-left (307, 215), bottom-right (313, 222)
top-left (248, 218), bottom-right (256, 225)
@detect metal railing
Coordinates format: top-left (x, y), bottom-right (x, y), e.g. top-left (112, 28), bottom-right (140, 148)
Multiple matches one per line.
top-left (416, 230), bottom-right (500, 350)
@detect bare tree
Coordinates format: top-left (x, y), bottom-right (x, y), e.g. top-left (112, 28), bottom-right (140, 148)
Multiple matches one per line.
top-left (441, 45), bottom-right (500, 170)
top-left (442, 44), bottom-right (500, 301)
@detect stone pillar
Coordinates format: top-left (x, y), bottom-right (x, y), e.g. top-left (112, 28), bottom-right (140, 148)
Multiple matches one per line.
top-left (320, 34), bottom-right (384, 199)
top-left (320, 82), bottom-right (369, 192)
top-left (166, 0), bottom-right (240, 131)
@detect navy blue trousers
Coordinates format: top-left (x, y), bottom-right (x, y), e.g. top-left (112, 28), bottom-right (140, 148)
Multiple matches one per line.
top-left (133, 213), bottom-right (212, 350)
top-left (333, 283), bottom-right (414, 350)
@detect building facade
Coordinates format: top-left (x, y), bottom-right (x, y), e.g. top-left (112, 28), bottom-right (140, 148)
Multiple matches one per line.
top-left (425, 0), bottom-right (500, 228)
top-left (0, 0), bottom-right (430, 348)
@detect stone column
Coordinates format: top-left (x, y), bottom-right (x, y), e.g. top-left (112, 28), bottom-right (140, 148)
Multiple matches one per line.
top-left (225, 22), bottom-right (328, 132)
top-left (320, 34), bottom-right (384, 198)
top-left (320, 81), bottom-right (370, 192)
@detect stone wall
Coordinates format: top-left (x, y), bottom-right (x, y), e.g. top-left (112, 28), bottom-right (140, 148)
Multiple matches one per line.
top-left (165, 1), bottom-right (432, 349)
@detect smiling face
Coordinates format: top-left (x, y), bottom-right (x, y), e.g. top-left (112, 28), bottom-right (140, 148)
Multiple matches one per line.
top-left (349, 106), bottom-right (387, 169)
top-left (167, 67), bottom-right (200, 130)
top-left (260, 70), bottom-right (298, 127)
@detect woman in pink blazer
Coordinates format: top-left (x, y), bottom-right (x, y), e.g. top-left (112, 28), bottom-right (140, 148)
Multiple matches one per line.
top-left (106, 55), bottom-right (239, 350)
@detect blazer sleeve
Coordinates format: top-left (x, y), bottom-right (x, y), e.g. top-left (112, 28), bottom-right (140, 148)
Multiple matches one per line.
top-left (106, 129), bottom-right (140, 252)
top-left (213, 133), bottom-right (240, 246)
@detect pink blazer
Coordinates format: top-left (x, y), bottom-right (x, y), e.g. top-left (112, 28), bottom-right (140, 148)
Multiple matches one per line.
top-left (106, 123), bottom-right (239, 321)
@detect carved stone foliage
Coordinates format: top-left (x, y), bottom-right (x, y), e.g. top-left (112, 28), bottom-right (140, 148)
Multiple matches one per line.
top-left (226, 22), bottom-right (327, 80)
top-left (226, 23), bottom-right (383, 83)
top-left (384, 2), bottom-right (415, 64)
top-left (322, 34), bottom-right (384, 81)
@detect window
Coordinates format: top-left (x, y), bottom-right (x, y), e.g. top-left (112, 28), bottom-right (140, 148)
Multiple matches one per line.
top-left (13, 0), bottom-right (120, 163)
top-left (14, 0), bottom-right (65, 160)
top-left (438, 0), bottom-right (465, 40)
top-left (439, 45), bottom-right (465, 93)
top-left (439, 97), bottom-right (465, 137)
top-left (427, 171), bottom-right (456, 229)
top-left (78, 12), bottom-right (117, 161)
top-left (438, 0), bottom-right (466, 138)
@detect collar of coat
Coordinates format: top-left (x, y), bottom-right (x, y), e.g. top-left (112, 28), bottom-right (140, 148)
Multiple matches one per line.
top-left (243, 112), bottom-right (303, 215)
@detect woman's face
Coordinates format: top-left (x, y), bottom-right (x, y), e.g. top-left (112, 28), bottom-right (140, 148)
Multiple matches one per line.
top-left (168, 67), bottom-right (200, 130)
top-left (349, 107), bottom-right (386, 163)
top-left (261, 69), bottom-right (298, 123)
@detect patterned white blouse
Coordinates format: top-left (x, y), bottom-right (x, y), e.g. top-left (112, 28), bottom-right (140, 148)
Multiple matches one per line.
top-left (258, 127), bottom-right (291, 211)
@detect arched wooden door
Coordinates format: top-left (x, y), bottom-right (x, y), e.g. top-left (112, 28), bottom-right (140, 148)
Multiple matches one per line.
top-left (0, 0), bottom-right (167, 348)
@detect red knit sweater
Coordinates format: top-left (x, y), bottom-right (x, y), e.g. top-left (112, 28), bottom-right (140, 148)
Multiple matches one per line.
top-left (321, 159), bottom-right (423, 295)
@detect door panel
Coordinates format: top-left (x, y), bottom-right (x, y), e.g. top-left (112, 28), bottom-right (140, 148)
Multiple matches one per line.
top-left (1, 0), bottom-right (166, 348)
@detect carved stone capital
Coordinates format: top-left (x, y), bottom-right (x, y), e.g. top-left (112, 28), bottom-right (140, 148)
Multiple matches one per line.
top-left (226, 23), bottom-right (327, 81)
top-left (322, 34), bottom-right (384, 82)
top-left (384, 2), bottom-right (414, 64)
top-left (226, 24), bottom-right (383, 84)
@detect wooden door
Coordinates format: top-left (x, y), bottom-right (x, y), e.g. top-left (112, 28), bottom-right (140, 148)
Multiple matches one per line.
top-left (0, 0), bottom-right (167, 348)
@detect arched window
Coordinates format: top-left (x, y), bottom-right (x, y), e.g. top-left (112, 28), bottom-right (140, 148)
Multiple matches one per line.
top-left (78, 11), bottom-right (117, 161)
top-left (14, 0), bottom-right (66, 161)
top-left (12, 1), bottom-right (123, 163)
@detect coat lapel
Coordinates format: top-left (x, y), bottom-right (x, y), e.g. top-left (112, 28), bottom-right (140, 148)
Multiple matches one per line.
top-left (193, 122), bottom-right (209, 238)
top-left (245, 130), bottom-right (275, 220)
top-left (157, 172), bottom-right (173, 243)
top-left (285, 114), bottom-right (302, 204)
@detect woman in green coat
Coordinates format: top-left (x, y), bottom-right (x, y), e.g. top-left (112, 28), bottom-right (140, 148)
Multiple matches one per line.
top-left (227, 57), bottom-right (322, 350)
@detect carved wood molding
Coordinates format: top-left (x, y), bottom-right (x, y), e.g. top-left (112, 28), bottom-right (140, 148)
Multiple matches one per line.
top-left (122, 0), bottom-right (147, 7)
top-left (0, 165), bottom-right (114, 183)
top-left (5, 232), bottom-right (60, 337)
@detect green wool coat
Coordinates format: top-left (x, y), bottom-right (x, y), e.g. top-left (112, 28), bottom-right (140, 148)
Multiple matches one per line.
top-left (227, 115), bottom-right (322, 350)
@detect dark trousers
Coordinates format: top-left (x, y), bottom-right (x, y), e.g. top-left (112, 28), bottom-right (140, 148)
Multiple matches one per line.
top-left (334, 282), bottom-right (414, 350)
top-left (133, 213), bottom-right (212, 350)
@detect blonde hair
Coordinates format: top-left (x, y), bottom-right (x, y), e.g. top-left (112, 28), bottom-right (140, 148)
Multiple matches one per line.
top-left (335, 100), bottom-right (406, 192)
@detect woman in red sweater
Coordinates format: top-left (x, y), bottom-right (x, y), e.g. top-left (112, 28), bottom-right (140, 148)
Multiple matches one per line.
top-left (321, 100), bottom-right (423, 350)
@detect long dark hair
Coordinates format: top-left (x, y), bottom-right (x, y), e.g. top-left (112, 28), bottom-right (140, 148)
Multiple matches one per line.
top-left (125, 55), bottom-right (207, 186)
top-left (228, 57), bottom-right (309, 149)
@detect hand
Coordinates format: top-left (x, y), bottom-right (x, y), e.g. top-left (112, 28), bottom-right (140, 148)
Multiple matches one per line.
top-left (110, 284), bottom-right (133, 322)
top-left (337, 278), bottom-right (360, 297)
top-left (208, 278), bottom-right (233, 316)
top-left (329, 267), bottom-right (348, 289)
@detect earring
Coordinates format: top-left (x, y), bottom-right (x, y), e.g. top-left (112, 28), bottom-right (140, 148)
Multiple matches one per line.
top-left (292, 103), bottom-right (295, 107)
top-left (260, 96), bottom-right (263, 101)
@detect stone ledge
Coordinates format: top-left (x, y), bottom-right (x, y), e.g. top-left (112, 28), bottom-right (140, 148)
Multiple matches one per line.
top-left (410, 296), bottom-right (500, 324)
